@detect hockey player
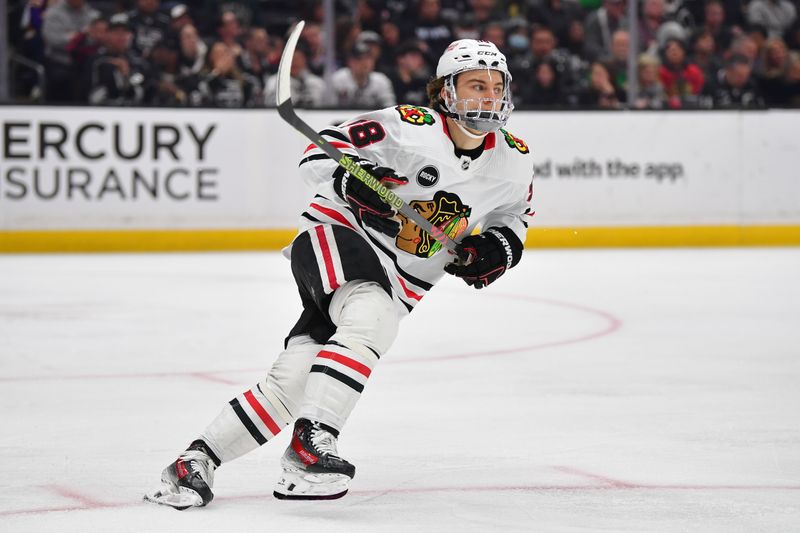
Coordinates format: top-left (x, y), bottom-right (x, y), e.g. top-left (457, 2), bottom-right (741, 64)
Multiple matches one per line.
top-left (146, 38), bottom-right (534, 509)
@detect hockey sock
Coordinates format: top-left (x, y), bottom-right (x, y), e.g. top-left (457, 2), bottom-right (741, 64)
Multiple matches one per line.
top-left (297, 339), bottom-right (380, 431)
top-left (187, 439), bottom-right (221, 467)
top-left (199, 383), bottom-right (293, 464)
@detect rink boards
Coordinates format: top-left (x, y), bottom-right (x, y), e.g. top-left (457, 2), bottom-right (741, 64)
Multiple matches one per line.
top-left (0, 107), bottom-right (798, 251)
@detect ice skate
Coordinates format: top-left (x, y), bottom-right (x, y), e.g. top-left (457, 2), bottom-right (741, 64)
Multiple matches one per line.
top-left (273, 418), bottom-right (355, 500)
top-left (144, 442), bottom-right (217, 510)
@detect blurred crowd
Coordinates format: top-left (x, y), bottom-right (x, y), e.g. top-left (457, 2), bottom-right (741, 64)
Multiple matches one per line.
top-left (7, 0), bottom-right (800, 109)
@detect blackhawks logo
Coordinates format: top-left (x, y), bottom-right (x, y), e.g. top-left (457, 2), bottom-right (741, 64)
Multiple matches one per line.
top-left (500, 129), bottom-right (530, 154)
top-left (396, 105), bottom-right (436, 126)
top-left (396, 191), bottom-right (471, 258)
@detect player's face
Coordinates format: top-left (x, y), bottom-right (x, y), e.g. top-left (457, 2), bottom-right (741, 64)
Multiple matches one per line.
top-left (452, 69), bottom-right (505, 110)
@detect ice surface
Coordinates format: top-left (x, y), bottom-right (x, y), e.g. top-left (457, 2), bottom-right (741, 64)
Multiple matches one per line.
top-left (1, 249), bottom-right (799, 532)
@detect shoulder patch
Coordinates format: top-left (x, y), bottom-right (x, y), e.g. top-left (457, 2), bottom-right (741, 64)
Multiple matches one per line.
top-left (395, 105), bottom-right (436, 126)
top-left (500, 129), bottom-right (530, 155)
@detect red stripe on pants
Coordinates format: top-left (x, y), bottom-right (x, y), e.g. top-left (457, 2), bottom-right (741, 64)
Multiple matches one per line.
top-left (315, 225), bottom-right (340, 291)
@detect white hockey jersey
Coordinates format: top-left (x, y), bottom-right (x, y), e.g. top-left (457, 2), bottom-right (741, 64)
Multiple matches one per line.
top-left (291, 105), bottom-right (534, 314)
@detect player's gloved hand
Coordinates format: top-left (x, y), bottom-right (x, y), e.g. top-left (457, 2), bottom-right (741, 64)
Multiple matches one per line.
top-left (333, 158), bottom-right (408, 237)
top-left (444, 227), bottom-right (523, 289)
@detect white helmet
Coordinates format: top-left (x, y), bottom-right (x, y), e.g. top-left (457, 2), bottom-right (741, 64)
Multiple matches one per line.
top-left (435, 39), bottom-right (514, 133)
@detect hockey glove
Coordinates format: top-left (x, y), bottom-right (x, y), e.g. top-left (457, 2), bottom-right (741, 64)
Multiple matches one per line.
top-left (333, 158), bottom-right (408, 237)
top-left (444, 227), bottom-right (523, 289)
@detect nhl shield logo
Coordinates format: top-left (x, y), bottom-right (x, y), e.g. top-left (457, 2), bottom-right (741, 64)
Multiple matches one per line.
top-left (416, 165), bottom-right (439, 187)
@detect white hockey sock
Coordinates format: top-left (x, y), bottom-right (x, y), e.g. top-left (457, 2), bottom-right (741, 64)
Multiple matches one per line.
top-left (200, 383), bottom-right (293, 464)
top-left (297, 339), bottom-right (380, 431)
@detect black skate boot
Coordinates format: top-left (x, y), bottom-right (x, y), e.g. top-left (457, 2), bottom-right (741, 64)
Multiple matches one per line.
top-left (273, 418), bottom-right (355, 500)
top-left (144, 440), bottom-right (219, 510)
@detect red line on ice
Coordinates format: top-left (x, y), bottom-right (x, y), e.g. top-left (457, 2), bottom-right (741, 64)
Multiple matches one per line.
top-left (0, 294), bottom-right (620, 382)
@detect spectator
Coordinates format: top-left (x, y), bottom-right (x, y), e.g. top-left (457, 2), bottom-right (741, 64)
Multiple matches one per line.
top-left (690, 28), bottom-right (724, 79)
top-left (505, 18), bottom-right (531, 61)
top-left (633, 53), bottom-right (667, 108)
top-left (470, 0), bottom-right (504, 26)
top-left (583, 0), bottom-right (628, 61)
top-left (197, 42), bottom-right (256, 107)
top-left (602, 29), bottom-right (630, 98)
top-left (524, 58), bottom-right (569, 106)
top-left (406, 0), bottom-right (453, 59)
top-left (17, 0), bottom-right (48, 64)
top-left (746, 0), bottom-right (797, 39)
top-left (700, 0), bottom-right (735, 54)
top-left (88, 14), bottom-right (150, 105)
top-left (216, 10), bottom-right (243, 57)
top-left (784, 19), bottom-right (800, 51)
top-left (565, 18), bottom-right (587, 56)
top-left (178, 23), bottom-right (206, 77)
top-left (149, 36), bottom-right (185, 105)
top-left (335, 16), bottom-right (363, 64)
top-left (777, 52), bottom-right (800, 106)
top-left (452, 13), bottom-right (480, 40)
top-left (702, 53), bottom-right (765, 107)
top-left (659, 37), bottom-right (705, 107)
top-left (331, 42), bottom-right (396, 107)
top-left (67, 14), bottom-right (108, 96)
top-left (127, 0), bottom-right (170, 58)
top-left (512, 25), bottom-right (584, 104)
top-left (169, 4), bottom-right (193, 35)
top-left (266, 33), bottom-right (285, 74)
top-left (527, 0), bottom-right (585, 48)
top-left (67, 13), bottom-right (108, 75)
top-left (238, 27), bottom-right (272, 100)
top-left (747, 24), bottom-right (769, 62)
top-left (356, 0), bottom-right (384, 33)
top-left (481, 22), bottom-right (508, 54)
top-left (300, 22), bottom-right (327, 76)
top-left (728, 34), bottom-right (759, 65)
top-left (578, 61), bottom-right (621, 107)
top-left (356, 30), bottom-right (385, 64)
top-left (264, 46), bottom-right (326, 108)
top-left (757, 37), bottom-right (793, 104)
top-left (639, 0), bottom-right (668, 54)
top-left (42, 0), bottom-right (99, 102)
top-left (388, 41), bottom-right (430, 105)
top-left (378, 20), bottom-right (404, 73)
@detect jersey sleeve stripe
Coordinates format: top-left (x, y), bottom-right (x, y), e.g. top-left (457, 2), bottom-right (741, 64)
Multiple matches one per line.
top-left (304, 141), bottom-right (354, 154)
top-left (298, 153), bottom-right (331, 167)
top-left (309, 202), bottom-right (356, 230)
top-left (319, 129), bottom-right (350, 143)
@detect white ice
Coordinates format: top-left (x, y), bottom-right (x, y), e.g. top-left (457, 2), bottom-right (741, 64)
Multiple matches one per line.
top-left (1, 248), bottom-right (799, 533)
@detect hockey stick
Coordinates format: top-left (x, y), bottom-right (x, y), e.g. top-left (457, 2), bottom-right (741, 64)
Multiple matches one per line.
top-left (275, 20), bottom-right (466, 260)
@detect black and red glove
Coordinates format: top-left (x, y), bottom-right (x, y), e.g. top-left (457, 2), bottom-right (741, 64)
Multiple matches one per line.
top-left (445, 227), bottom-right (523, 289)
top-left (333, 158), bottom-right (408, 236)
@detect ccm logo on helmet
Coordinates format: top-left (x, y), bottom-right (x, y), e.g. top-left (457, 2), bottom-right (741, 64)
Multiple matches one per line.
top-left (477, 51), bottom-right (498, 56)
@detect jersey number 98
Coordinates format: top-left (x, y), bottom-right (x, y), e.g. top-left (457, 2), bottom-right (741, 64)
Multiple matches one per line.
top-left (348, 121), bottom-right (386, 148)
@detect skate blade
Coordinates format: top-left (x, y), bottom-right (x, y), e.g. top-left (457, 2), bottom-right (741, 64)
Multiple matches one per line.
top-left (144, 485), bottom-right (204, 510)
top-left (273, 471), bottom-right (350, 500)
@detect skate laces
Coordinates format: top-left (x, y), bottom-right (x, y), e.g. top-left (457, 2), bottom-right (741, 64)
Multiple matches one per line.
top-left (179, 449), bottom-right (216, 486)
top-left (309, 427), bottom-right (339, 457)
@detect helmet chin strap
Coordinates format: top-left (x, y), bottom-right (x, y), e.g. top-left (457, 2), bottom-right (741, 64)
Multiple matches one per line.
top-left (453, 119), bottom-right (489, 140)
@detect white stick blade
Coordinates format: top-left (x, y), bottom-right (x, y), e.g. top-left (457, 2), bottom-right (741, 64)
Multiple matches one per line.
top-left (276, 20), bottom-right (306, 107)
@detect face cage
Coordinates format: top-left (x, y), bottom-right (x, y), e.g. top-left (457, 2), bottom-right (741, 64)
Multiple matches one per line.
top-left (443, 70), bottom-right (515, 133)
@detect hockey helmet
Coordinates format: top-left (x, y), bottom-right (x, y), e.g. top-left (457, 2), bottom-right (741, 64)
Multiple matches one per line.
top-left (435, 39), bottom-right (514, 132)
